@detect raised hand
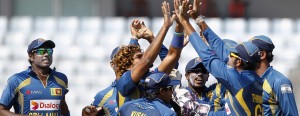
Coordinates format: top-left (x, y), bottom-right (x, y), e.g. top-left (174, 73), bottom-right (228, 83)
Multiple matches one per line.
top-left (82, 106), bottom-right (102, 116)
top-left (183, 33), bottom-right (190, 47)
top-left (162, 1), bottom-right (175, 27)
top-left (173, 0), bottom-right (189, 23)
top-left (188, 0), bottom-right (201, 19)
top-left (130, 19), bottom-right (143, 39)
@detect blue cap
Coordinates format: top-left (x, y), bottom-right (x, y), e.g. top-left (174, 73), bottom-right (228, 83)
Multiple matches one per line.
top-left (145, 72), bottom-right (180, 92)
top-left (27, 38), bottom-right (55, 53)
top-left (235, 41), bottom-right (261, 63)
top-left (185, 57), bottom-right (207, 73)
top-left (110, 46), bottom-right (120, 60)
top-left (249, 35), bottom-right (275, 52)
top-left (223, 39), bottom-right (238, 53)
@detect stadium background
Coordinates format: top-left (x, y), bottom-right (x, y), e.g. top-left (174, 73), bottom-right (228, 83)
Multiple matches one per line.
top-left (0, 0), bottom-right (299, 115)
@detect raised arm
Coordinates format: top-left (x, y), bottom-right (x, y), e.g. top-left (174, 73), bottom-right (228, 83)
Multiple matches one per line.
top-left (130, 1), bottom-right (174, 83)
top-left (158, 13), bottom-right (184, 74)
top-left (188, 0), bottom-right (230, 62)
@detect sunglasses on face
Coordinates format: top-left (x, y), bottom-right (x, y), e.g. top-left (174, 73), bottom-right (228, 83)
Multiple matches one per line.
top-left (230, 52), bottom-right (248, 63)
top-left (32, 48), bottom-right (53, 55)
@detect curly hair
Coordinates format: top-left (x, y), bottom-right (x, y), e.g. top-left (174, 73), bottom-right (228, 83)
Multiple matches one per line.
top-left (112, 45), bottom-right (141, 78)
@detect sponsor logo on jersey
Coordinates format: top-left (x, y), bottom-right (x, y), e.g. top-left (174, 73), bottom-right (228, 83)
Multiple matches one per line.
top-left (51, 88), bottom-right (62, 96)
top-left (281, 84), bottom-right (292, 94)
top-left (30, 100), bottom-right (60, 111)
top-left (26, 90), bottom-right (43, 95)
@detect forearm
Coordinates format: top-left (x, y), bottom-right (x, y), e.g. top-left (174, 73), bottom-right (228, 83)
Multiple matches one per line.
top-left (181, 20), bottom-right (196, 35)
top-left (61, 98), bottom-right (70, 116)
top-left (0, 106), bottom-right (27, 116)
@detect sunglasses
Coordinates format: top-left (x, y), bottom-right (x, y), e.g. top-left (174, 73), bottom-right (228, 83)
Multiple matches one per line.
top-left (230, 52), bottom-right (248, 63)
top-left (32, 48), bottom-right (53, 55)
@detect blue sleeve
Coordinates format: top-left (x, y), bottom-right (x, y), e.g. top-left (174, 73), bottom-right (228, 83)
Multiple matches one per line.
top-left (189, 32), bottom-right (242, 94)
top-left (273, 78), bottom-right (299, 115)
top-left (208, 111), bottom-right (227, 116)
top-left (129, 38), bottom-right (140, 46)
top-left (203, 28), bottom-right (230, 62)
top-left (0, 75), bottom-right (19, 109)
top-left (116, 71), bottom-right (138, 96)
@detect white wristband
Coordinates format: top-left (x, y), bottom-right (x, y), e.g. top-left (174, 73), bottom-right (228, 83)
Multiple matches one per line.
top-left (195, 15), bottom-right (205, 25)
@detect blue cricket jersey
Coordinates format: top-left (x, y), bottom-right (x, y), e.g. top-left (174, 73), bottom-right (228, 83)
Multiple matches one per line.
top-left (92, 81), bottom-right (118, 116)
top-left (0, 67), bottom-right (68, 116)
top-left (185, 84), bottom-right (216, 105)
top-left (118, 98), bottom-right (176, 116)
top-left (262, 66), bottom-right (298, 116)
top-left (209, 83), bottom-right (226, 112)
top-left (189, 32), bottom-right (264, 116)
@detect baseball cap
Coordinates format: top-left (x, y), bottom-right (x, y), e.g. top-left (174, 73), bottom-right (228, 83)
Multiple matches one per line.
top-left (27, 38), bottom-right (55, 53)
top-left (223, 39), bottom-right (238, 53)
top-left (145, 72), bottom-right (180, 92)
top-left (110, 46), bottom-right (120, 60)
top-left (249, 35), bottom-right (275, 52)
top-left (185, 57), bottom-right (207, 73)
top-left (235, 41), bottom-right (261, 63)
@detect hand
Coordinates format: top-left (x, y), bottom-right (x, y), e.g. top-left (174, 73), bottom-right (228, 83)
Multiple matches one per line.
top-left (162, 1), bottom-right (175, 27)
top-left (137, 24), bottom-right (154, 39)
top-left (130, 19), bottom-right (143, 39)
top-left (187, 0), bottom-right (201, 20)
top-left (173, 0), bottom-right (189, 23)
top-left (82, 106), bottom-right (102, 116)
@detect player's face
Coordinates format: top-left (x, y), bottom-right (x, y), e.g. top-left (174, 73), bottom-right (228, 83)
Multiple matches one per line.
top-left (161, 86), bottom-right (174, 103)
top-left (30, 47), bottom-right (53, 68)
top-left (132, 51), bottom-right (143, 66)
top-left (186, 71), bottom-right (209, 88)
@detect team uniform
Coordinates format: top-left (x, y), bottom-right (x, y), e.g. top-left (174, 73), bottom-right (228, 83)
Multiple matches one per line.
top-left (262, 66), bottom-right (299, 116)
top-left (0, 67), bottom-right (68, 116)
top-left (118, 98), bottom-right (176, 116)
top-left (116, 34), bottom-right (182, 108)
top-left (209, 83), bottom-right (226, 112)
top-left (92, 81), bottom-right (118, 116)
top-left (189, 31), bottom-right (264, 116)
top-left (185, 84), bottom-right (216, 105)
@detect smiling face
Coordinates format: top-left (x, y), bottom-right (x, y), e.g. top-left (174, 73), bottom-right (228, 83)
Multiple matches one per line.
top-left (185, 66), bottom-right (209, 89)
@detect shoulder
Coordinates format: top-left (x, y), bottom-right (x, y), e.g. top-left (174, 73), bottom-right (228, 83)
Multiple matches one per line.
top-left (7, 71), bottom-right (30, 84)
top-left (94, 86), bottom-right (115, 98)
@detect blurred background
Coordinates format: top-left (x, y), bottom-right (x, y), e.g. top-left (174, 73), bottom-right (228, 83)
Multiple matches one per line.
top-left (0, 0), bottom-right (299, 115)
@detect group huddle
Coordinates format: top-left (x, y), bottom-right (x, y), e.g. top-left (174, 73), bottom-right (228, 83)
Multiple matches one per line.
top-left (0, 0), bottom-right (298, 116)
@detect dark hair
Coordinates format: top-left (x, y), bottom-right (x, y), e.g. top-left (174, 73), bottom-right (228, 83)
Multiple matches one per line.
top-left (241, 60), bottom-right (258, 71)
top-left (266, 51), bottom-right (274, 63)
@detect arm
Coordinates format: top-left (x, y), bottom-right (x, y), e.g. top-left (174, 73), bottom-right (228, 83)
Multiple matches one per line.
top-left (0, 76), bottom-right (28, 116)
top-left (274, 79), bottom-right (299, 115)
top-left (130, 19), bottom-right (179, 69)
top-left (60, 97), bottom-right (70, 116)
top-left (157, 19), bottom-right (184, 74)
top-left (173, 0), bottom-right (241, 92)
top-left (188, 0), bottom-right (230, 62)
top-left (130, 1), bottom-right (174, 83)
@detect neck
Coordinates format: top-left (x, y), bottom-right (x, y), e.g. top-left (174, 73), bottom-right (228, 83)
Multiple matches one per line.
top-left (255, 61), bottom-right (270, 77)
top-left (31, 65), bottom-right (50, 80)
top-left (189, 84), bottom-right (205, 95)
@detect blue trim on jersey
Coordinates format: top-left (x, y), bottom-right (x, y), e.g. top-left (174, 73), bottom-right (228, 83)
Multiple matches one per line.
top-left (118, 98), bottom-right (176, 116)
top-left (189, 32), bottom-right (264, 115)
top-left (0, 66), bottom-right (68, 115)
top-left (262, 66), bottom-right (299, 116)
top-left (92, 81), bottom-right (118, 116)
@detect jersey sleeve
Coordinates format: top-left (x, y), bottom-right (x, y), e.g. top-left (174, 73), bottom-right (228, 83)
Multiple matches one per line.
top-left (0, 75), bottom-right (20, 109)
top-left (116, 71), bottom-right (138, 96)
top-left (189, 32), bottom-right (242, 94)
top-left (273, 78), bottom-right (299, 115)
top-left (203, 28), bottom-right (230, 62)
top-left (92, 91), bottom-right (105, 107)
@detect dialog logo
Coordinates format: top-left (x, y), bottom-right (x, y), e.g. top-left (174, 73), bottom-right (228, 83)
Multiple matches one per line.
top-left (31, 101), bottom-right (39, 110)
top-left (30, 100), bottom-right (61, 111)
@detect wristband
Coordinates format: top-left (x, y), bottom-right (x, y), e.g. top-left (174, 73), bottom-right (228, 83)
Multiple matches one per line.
top-left (171, 34), bottom-right (184, 48)
top-left (174, 32), bottom-right (184, 36)
top-left (195, 15), bottom-right (205, 25)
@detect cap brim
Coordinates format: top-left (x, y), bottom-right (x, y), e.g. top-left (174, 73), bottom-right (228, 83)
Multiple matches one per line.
top-left (34, 40), bottom-right (55, 49)
top-left (168, 80), bottom-right (181, 86)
